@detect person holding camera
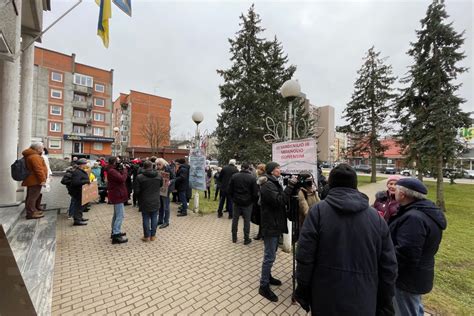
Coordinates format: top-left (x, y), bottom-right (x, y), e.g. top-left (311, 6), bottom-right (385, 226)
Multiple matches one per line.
top-left (107, 156), bottom-right (129, 244)
top-left (296, 172), bottom-right (320, 231)
top-left (294, 164), bottom-right (397, 314)
top-left (257, 162), bottom-right (293, 302)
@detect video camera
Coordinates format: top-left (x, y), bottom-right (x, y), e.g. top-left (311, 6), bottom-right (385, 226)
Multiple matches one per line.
top-left (281, 172), bottom-right (313, 190)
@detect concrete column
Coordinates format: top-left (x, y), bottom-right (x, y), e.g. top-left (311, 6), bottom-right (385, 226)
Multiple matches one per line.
top-left (18, 33), bottom-right (35, 155)
top-left (0, 2), bottom-right (22, 206)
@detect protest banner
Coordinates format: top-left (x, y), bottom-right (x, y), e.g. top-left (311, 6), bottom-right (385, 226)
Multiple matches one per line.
top-left (272, 138), bottom-right (318, 178)
top-left (189, 152), bottom-right (206, 191)
top-left (159, 171), bottom-right (170, 196)
top-left (81, 182), bottom-right (99, 205)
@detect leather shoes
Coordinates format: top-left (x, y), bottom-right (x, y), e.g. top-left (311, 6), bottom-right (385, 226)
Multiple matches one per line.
top-left (110, 232), bottom-right (126, 239)
top-left (26, 213), bottom-right (44, 220)
top-left (269, 276), bottom-right (282, 286)
top-left (80, 218), bottom-right (89, 221)
top-left (159, 223), bottom-right (169, 229)
top-left (177, 213), bottom-right (187, 217)
top-left (259, 286), bottom-right (278, 302)
top-left (244, 239), bottom-right (252, 245)
top-left (73, 221), bottom-right (87, 226)
top-left (217, 213), bottom-right (223, 218)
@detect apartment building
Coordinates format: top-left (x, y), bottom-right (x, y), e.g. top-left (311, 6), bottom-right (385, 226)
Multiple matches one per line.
top-left (113, 90), bottom-right (172, 158)
top-left (32, 47), bottom-right (114, 158)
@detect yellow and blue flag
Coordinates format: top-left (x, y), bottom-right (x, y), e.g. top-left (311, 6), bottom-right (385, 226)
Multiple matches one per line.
top-left (113, 0), bottom-right (132, 17)
top-left (97, 0), bottom-right (111, 48)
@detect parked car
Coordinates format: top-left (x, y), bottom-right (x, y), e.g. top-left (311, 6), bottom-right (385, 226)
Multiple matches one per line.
top-left (400, 169), bottom-right (412, 176)
top-left (354, 165), bottom-right (371, 173)
top-left (462, 170), bottom-right (474, 179)
top-left (320, 162), bottom-right (331, 168)
top-left (384, 167), bottom-right (397, 174)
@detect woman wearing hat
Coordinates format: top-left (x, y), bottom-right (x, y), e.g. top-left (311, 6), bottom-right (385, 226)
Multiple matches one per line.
top-left (373, 175), bottom-right (401, 221)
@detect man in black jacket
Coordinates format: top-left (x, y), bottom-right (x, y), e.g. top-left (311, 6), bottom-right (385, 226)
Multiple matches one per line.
top-left (68, 159), bottom-right (91, 226)
top-left (174, 158), bottom-right (190, 217)
top-left (228, 163), bottom-right (258, 245)
top-left (134, 160), bottom-right (163, 241)
top-left (217, 159), bottom-right (238, 218)
top-left (389, 178), bottom-right (447, 316)
top-left (295, 164), bottom-right (397, 314)
top-left (258, 162), bottom-right (292, 302)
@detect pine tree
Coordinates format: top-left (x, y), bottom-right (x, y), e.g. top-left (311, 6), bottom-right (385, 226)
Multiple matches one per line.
top-left (216, 5), bottom-right (295, 164)
top-left (396, 0), bottom-right (470, 211)
top-left (342, 46), bottom-right (397, 183)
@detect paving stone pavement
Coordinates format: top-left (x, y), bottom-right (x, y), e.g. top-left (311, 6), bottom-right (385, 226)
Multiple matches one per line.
top-left (52, 202), bottom-right (306, 315)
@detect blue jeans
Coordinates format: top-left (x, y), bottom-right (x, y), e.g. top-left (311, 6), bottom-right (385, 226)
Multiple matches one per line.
top-left (111, 203), bottom-right (124, 235)
top-left (159, 196), bottom-right (170, 224)
top-left (394, 287), bottom-right (424, 316)
top-left (218, 191), bottom-right (233, 217)
top-left (178, 191), bottom-right (187, 213)
top-left (142, 210), bottom-right (158, 237)
top-left (260, 236), bottom-right (279, 287)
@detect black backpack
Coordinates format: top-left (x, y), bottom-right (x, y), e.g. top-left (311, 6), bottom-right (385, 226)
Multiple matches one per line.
top-left (61, 169), bottom-right (74, 186)
top-left (11, 158), bottom-right (30, 181)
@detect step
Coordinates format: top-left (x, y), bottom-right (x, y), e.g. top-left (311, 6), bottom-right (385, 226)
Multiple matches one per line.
top-left (7, 210), bottom-right (57, 316)
top-left (0, 203), bottom-right (24, 235)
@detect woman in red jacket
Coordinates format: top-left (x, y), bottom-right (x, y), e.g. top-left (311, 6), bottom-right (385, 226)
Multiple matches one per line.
top-left (107, 156), bottom-right (129, 244)
top-left (373, 175), bottom-right (401, 221)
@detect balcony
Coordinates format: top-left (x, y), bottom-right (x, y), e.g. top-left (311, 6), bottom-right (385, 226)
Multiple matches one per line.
top-left (73, 84), bottom-right (93, 95)
top-left (72, 116), bottom-right (87, 125)
top-left (71, 99), bottom-right (88, 109)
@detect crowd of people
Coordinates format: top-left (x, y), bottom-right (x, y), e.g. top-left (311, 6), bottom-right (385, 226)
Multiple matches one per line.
top-left (19, 142), bottom-right (447, 315)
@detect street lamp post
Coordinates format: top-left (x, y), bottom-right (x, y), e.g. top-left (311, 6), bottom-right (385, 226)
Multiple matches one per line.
top-left (191, 112), bottom-right (204, 213)
top-left (113, 126), bottom-right (120, 157)
top-left (280, 79), bottom-right (301, 253)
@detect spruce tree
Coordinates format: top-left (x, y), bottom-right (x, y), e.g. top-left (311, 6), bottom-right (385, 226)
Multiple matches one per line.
top-left (342, 46), bottom-right (397, 183)
top-left (396, 0), bottom-right (470, 210)
top-left (216, 5), bottom-right (295, 164)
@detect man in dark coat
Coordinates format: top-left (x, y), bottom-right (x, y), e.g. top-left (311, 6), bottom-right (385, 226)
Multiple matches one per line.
top-left (107, 156), bottom-right (129, 244)
top-left (295, 164), bottom-right (398, 315)
top-left (258, 162), bottom-right (292, 302)
top-left (68, 158), bottom-right (90, 226)
top-left (134, 160), bottom-right (163, 241)
top-left (217, 159), bottom-right (238, 218)
top-left (174, 158), bottom-right (190, 216)
top-left (389, 178), bottom-right (447, 316)
top-left (228, 163), bottom-right (258, 245)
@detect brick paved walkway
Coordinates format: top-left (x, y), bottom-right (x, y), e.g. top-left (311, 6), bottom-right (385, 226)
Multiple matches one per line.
top-left (52, 203), bottom-right (306, 315)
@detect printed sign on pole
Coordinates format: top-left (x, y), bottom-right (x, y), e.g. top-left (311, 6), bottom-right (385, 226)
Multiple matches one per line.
top-left (189, 152), bottom-right (206, 191)
top-left (272, 138), bottom-right (318, 178)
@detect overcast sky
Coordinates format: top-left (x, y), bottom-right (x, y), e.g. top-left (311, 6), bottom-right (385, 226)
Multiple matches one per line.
top-left (41, 0), bottom-right (473, 139)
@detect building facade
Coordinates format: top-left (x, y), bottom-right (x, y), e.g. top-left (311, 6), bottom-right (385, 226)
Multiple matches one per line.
top-left (113, 90), bottom-right (172, 158)
top-left (32, 47), bottom-right (114, 159)
top-left (314, 105), bottom-right (335, 162)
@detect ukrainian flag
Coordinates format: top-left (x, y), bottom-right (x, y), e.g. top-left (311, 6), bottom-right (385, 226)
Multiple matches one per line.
top-left (97, 0), bottom-right (111, 48)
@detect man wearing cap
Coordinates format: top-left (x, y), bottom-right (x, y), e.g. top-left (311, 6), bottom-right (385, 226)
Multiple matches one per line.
top-left (257, 161), bottom-right (293, 302)
top-left (68, 158), bottom-right (91, 226)
top-left (390, 178), bottom-right (447, 315)
top-left (295, 164), bottom-right (397, 314)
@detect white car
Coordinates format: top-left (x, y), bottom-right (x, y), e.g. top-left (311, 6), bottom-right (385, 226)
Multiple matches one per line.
top-left (463, 170), bottom-right (474, 179)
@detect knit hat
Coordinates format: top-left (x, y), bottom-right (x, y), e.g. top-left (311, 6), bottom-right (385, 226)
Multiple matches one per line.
top-left (387, 175), bottom-right (401, 183)
top-left (76, 158), bottom-right (88, 165)
top-left (396, 178), bottom-right (428, 195)
top-left (328, 164), bottom-right (357, 189)
top-left (265, 162), bottom-right (280, 175)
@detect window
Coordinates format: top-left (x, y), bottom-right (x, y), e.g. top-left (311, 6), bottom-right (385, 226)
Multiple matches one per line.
top-left (73, 94), bottom-right (86, 102)
top-left (73, 110), bottom-right (86, 118)
top-left (95, 83), bottom-right (105, 93)
top-left (121, 126), bottom-right (128, 131)
top-left (73, 125), bottom-right (85, 134)
top-left (51, 89), bottom-right (62, 99)
top-left (50, 105), bottom-right (62, 115)
top-left (122, 136), bottom-right (128, 142)
top-left (51, 71), bottom-right (63, 82)
top-left (94, 112), bottom-right (105, 122)
top-left (93, 142), bottom-right (103, 150)
top-left (93, 127), bottom-right (104, 136)
top-left (49, 122), bottom-right (61, 132)
top-left (73, 73), bottom-right (93, 87)
top-left (49, 139), bottom-right (61, 149)
top-left (73, 142), bottom-right (84, 154)
top-left (94, 98), bottom-right (105, 107)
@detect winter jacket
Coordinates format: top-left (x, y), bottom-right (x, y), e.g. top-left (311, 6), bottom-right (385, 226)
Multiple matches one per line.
top-left (258, 175), bottom-right (291, 237)
top-left (228, 170), bottom-right (258, 207)
top-left (175, 164), bottom-right (190, 192)
top-left (21, 148), bottom-right (47, 186)
top-left (214, 171), bottom-right (221, 188)
top-left (296, 187), bottom-right (398, 315)
top-left (373, 190), bottom-right (399, 221)
top-left (107, 166), bottom-right (129, 204)
top-left (297, 187), bottom-right (320, 228)
top-left (134, 169), bottom-right (163, 213)
top-left (68, 168), bottom-right (90, 201)
top-left (388, 199), bottom-right (447, 294)
top-left (218, 164), bottom-right (238, 192)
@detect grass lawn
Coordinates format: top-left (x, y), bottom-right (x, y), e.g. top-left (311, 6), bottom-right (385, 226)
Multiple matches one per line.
top-left (357, 175), bottom-right (384, 185)
top-left (423, 182), bottom-right (474, 315)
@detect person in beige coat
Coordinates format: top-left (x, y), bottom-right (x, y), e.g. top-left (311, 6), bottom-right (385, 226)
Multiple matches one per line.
top-left (296, 173), bottom-right (320, 230)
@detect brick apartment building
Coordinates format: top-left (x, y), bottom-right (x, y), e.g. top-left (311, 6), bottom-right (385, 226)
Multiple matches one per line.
top-left (113, 90), bottom-right (183, 159)
top-left (32, 47), bottom-right (114, 159)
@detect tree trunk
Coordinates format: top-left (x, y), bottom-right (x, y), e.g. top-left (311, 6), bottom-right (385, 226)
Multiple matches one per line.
top-left (416, 155), bottom-right (423, 181)
top-left (436, 153), bottom-right (445, 211)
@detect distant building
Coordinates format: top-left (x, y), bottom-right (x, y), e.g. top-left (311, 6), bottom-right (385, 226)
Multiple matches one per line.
top-left (334, 131), bottom-right (348, 162)
top-left (345, 137), bottom-right (406, 169)
top-left (113, 90), bottom-right (175, 159)
top-left (33, 47), bottom-right (114, 159)
top-left (313, 105), bottom-right (335, 162)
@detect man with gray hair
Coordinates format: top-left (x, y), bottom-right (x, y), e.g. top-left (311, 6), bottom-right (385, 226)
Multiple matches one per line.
top-left (21, 143), bottom-right (48, 219)
top-left (217, 159), bottom-right (238, 218)
top-left (389, 178), bottom-right (447, 315)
